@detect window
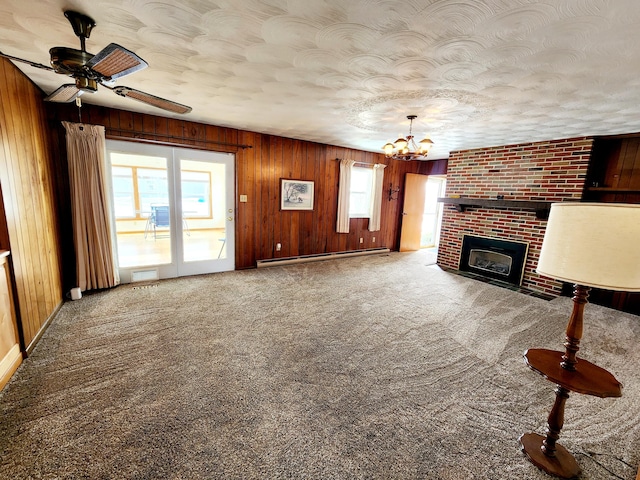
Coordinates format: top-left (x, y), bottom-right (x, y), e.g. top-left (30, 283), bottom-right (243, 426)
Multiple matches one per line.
top-left (349, 166), bottom-right (374, 218)
top-left (181, 170), bottom-right (211, 217)
top-left (111, 166), bottom-right (136, 218)
top-left (109, 162), bottom-right (212, 220)
top-left (137, 168), bottom-right (169, 213)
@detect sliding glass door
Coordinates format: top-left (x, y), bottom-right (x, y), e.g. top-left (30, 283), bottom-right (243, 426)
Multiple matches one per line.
top-left (106, 140), bottom-right (235, 282)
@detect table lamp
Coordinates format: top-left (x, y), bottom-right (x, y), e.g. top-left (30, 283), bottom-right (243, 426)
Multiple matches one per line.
top-left (519, 202), bottom-right (640, 479)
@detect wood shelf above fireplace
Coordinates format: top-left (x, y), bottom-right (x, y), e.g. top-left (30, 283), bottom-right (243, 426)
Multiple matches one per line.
top-left (438, 197), bottom-right (553, 219)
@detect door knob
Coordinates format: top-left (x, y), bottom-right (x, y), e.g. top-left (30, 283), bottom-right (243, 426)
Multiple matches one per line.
top-left (227, 216), bottom-right (233, 221)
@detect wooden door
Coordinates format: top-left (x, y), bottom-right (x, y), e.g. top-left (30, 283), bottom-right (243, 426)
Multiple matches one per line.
top-left (399, 173), bottom-right (427, 251)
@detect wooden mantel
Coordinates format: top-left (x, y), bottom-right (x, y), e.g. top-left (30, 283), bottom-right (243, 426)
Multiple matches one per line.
top-left (438, 197), bottom-right (553, 220)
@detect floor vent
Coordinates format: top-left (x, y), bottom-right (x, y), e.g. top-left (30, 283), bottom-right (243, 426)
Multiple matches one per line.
top-left (132, 283), bottom-right (159, 290)
top-left (131, 269), bottom-right (159, 282)
top-left (257, 247), bottom-right (390, 268)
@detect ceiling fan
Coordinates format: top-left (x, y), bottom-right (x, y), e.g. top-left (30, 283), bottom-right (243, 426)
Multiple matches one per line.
top-left (0, 10), bottom-right (192, 114)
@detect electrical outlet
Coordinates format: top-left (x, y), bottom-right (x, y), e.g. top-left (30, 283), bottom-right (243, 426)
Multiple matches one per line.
top-left (276, 243), bottom-right (281, 251)
top-left (359, 238), bottom-right (363, 244)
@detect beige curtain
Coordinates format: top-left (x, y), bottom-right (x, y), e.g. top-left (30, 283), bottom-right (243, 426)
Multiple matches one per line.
top-left (336, 159), bottom-right (356, 233)
top-left (368, 163), bottom-right (387, 232)
top-left (63, 122), bottom-right (119, 291)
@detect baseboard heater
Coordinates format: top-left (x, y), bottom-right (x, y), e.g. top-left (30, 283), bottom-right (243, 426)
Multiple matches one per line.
top-left (256, 247), bottom-right (390, 268)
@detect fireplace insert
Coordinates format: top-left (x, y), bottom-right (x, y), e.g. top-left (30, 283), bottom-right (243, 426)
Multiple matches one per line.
top-left (459, 235), bottom-right (529, 286)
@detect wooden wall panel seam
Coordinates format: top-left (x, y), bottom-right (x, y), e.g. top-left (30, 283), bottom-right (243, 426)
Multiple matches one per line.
top-left (0, 58), bottom-right (64, 349)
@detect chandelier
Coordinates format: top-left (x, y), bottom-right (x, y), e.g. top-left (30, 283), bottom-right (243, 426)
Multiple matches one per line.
top-left (382, 115), bottom-right (434, 160)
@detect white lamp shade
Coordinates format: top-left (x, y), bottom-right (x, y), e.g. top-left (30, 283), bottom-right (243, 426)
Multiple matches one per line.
top-left (537, 203), bottom-right (640, 291)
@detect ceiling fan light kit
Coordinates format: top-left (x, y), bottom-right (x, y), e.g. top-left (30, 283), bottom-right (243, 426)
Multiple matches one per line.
top-left (382, 115), bottom-right (433, 161)
top-left (0, 10), bottom-right (191, 115)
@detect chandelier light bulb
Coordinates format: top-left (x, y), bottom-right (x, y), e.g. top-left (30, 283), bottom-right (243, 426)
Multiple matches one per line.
top-left (394, 137), bottom-right (408, 149)
top-left (382, 143), bottom-right (394, 155)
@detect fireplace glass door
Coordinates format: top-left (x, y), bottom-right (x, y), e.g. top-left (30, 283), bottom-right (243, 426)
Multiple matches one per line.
top-left (468, 249), bottom-right (512, 277)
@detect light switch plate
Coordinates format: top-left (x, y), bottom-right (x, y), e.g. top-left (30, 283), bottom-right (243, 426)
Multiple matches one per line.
top-left (240, 194), bottom-right (248, 202)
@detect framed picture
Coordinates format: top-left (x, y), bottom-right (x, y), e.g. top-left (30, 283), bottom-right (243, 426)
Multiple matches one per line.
top-left (281, 179), bottom-right (314, 211)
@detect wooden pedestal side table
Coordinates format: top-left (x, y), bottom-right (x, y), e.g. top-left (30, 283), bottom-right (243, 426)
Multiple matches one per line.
top-left (521, 202), bottom-right (640, 478)
top-left (519, 285), bottom-right (623, 479)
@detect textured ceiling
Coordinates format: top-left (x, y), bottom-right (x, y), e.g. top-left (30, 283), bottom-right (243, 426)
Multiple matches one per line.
top-left (1, 0), bottom-right (639, 159)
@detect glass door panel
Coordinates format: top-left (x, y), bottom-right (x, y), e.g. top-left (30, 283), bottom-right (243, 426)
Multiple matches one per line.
top-left (181, 159), bottom-right (222, 262)
top-left (420, 177), bottom-right (446, 248)
top-left (175, 149), bottom-right (234, 276)
top-left (109, 151), bottom-right (172, 268)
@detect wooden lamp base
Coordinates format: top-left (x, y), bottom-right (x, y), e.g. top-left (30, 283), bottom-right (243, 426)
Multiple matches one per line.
top-left (519, 433), bottom-right (580, 479)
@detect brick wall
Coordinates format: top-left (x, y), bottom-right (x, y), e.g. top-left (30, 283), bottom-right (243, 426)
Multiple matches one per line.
top-left (437, 137), bottom-right (592, 295)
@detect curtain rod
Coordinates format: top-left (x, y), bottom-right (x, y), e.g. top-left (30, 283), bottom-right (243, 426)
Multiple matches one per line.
top-left (105, 127), bottom-right (253, 149)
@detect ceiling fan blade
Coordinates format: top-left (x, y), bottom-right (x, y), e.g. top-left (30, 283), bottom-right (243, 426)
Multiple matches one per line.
top-left (0, 50), bottom-right (55, 71)
top-left (86, 43), bottom-right (148, 80)
top-left (44, 84), bottom-right (83, 102)
top-left (110, 86), bottom-right (192, 114)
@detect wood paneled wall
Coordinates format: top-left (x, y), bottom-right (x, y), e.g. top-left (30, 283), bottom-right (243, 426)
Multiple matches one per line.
top-left (0, 58), bottom-right (65, 351)
top-left (49, 103), bottom-right (447, 269)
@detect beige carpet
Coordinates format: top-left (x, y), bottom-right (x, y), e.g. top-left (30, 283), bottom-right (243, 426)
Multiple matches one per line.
top-left (1, 250), bottom-right (639, 479)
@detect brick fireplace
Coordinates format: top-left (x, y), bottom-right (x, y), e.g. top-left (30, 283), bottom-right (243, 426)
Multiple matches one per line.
top-left (437, 137), bottom-right (593, 296)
